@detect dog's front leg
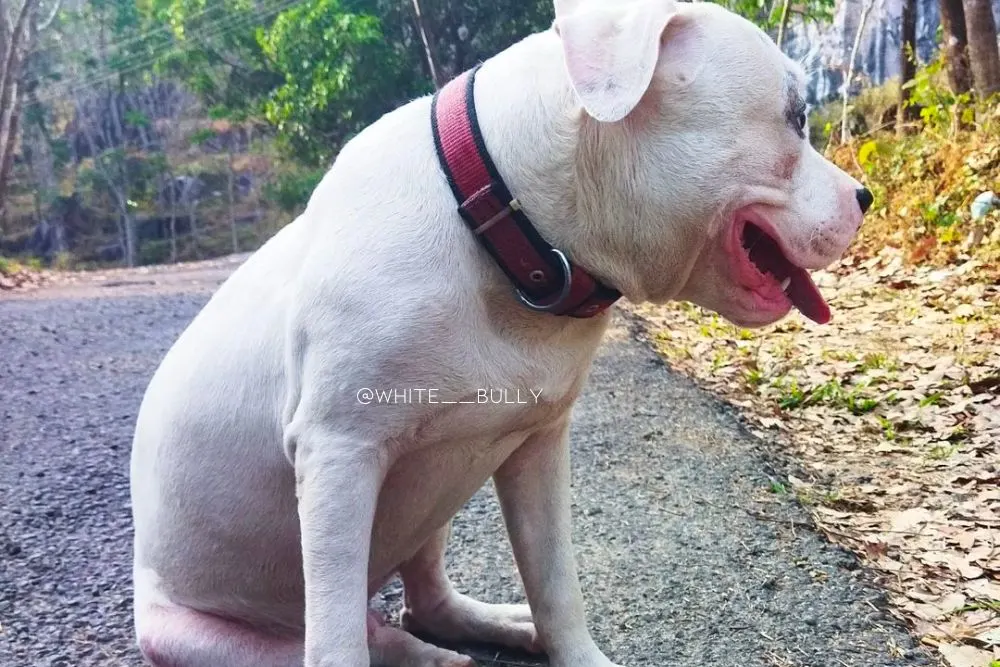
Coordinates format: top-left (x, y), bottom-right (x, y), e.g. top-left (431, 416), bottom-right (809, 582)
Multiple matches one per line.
top-left (493, 419), bottom-right (622, 667)
top-left (287, 422), bottom-right (385, 667)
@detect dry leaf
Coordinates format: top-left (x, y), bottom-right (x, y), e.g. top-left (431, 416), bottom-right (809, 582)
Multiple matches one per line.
top-left (939, 643), bottom-right (993, 667)
top-left (629, 256), bottom-right (1000, 658)
top-left (889, 508), bottom-right (933, 532)
top-left (965, 578), bottom-right (1000, 600)
top-left (974, 628), bottom-right (1000, 648)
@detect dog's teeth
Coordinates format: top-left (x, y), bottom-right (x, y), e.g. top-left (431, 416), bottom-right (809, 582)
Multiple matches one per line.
top-left (780, 277), bottom-right (791, 291)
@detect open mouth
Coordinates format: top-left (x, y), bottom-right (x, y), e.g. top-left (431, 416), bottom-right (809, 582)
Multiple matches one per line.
top-left (738, 220), bottom-right (831, 324)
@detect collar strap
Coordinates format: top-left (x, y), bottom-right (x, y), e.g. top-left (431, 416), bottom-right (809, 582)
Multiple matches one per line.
top-left (431, 65), bottom-right (621, 318)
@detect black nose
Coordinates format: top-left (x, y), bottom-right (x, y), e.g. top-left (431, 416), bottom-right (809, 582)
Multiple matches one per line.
top-left (856, 187), bottom-right (874, 214)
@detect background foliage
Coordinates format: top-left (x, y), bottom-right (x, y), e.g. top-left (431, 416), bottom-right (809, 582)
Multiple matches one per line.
top-left (0, 0), bottom-right (995, 273)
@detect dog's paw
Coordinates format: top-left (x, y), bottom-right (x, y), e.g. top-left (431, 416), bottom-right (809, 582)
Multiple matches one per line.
top-left (402, 594), bottom-right (540, 654)
top-left (549, 651), bottom-right (624, 667)
top-left (424, 651), bottom-right (476, 667)
top-left (369, 618), bottom-right (477, 667)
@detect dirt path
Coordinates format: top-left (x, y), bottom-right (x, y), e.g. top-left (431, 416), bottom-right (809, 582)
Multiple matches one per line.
top-left (0, 256), bottom-right (931, 666)
top-left (2, 253), bottom-right (253, 301)
top-left (629, 249), bottom-right (1000, 666)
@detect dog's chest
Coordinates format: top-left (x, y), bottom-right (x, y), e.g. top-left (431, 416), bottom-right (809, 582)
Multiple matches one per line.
top-left (365, 350), bottom-right (589, 581)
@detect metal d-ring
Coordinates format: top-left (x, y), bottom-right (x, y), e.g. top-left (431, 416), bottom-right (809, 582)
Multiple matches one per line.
top-left (515, 249), bottom-right (573, 313)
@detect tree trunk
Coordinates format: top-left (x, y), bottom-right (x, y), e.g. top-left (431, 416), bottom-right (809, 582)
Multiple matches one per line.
top-left (78, 101), bottom-right (135, 268)
top-left (249, 123), bottom-right (262, 235)
top-left (940, 0), bottom-right (973, 94)
top-left (0, 0), bottom-right (57, 235)
top-left (964, 0), bottom-right (1000, 99)
top-left (118, 164), bottom-right (136, 268)
top-left (897, 0), bottom-right (920, 134)
top-left (228, 132), bottom-right (238, 254)
top-left (26, 92), bottom-right (56, 208)
top-left (187, 198), bottom-right (199, 258)
top-left (775, 0), bottom-right (792, 50)
top-left (122, 210), bottom-right (136, 266)
top-left (842, 0), bottom-right (877, 143)
top-left (0, 0), bottom-right (37, 233)
top-left (27, 120), bottom-right (63, 256)
top-left (167, 170), bottom-right (178, 263)
top-left (410, 0), bottom-right (444, 89)
top-left (106, 160), bottom-right (135, 267)
top-left (0, 80), bottom-right (21, 230)
top-left (108, 84), bottom-right (137, 267)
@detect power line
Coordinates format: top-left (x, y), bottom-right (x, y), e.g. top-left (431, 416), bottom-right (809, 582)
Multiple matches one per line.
top-left (70, 0), bottom-right (299, 77)
top-left (32, 0), bottom-right (292, 101)
top-left (23, 0), bottom-right (230, 61)
top-left (26, 0), bottom-right (304, 109)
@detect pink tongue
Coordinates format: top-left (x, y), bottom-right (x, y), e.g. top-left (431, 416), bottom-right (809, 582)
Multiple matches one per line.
top-left (786, 268), bottom-right (830, 324)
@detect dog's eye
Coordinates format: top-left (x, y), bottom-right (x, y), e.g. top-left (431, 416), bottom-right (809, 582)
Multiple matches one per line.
top-left (788, 102), bottom-right (809, 138)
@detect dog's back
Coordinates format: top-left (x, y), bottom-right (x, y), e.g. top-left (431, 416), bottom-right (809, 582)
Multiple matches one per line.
top-left (128, 94), bottom-right (447, 630)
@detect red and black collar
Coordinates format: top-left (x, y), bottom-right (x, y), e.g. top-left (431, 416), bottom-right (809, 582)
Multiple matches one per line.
top-left (431, 65), bottom-right (621, 319)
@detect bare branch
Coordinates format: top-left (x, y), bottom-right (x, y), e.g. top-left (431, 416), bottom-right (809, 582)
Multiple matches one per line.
top-left (37, 0), bottom-right (61, 32)
top-left (775, 0), bottom-right (791, 50)
top-left (0, 0), bottom-right (39, 107)
top-left (410, 0), bottom-right (443, 89)
top-left (841, 0), bottom-right (876, 144)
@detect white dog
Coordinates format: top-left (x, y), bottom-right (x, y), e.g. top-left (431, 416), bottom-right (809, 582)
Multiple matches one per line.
top-left (129, 0), bottom-right (872, 665)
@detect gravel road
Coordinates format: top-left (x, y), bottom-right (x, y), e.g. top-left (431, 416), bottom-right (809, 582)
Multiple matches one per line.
top-left (0, 260), bottom-right (931, 667)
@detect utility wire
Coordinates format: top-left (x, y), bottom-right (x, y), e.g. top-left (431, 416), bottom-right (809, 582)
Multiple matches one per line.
top-left (25, 0), bottom-right (304, 109)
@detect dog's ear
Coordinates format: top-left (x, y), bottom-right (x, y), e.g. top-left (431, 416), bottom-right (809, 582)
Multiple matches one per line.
top-left (554, 0), bottom-right (679, 123)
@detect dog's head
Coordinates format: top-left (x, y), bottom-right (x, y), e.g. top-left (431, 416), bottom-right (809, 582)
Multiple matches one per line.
top-left (554, 0), bottom-right (871, 327)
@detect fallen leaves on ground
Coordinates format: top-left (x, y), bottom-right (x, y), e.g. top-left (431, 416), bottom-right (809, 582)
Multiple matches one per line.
top-left (628, 246), bottom-right (999, 666)
top-left (0, 264), bottom-right (51, 291)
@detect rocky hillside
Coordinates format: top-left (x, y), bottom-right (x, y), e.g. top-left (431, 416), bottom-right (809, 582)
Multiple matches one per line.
top-left (785, 0), bottom-right (1000, 104)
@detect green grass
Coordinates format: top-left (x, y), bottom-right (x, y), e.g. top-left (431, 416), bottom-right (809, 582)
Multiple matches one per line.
top-left (927, 444), bottom-right (959, 460)
top-left (745, 368), bottom-right (765, 387)
top-left (919, 392), bottom-right (943, 407)
top-left (768, 481), bottom-right (789, 495)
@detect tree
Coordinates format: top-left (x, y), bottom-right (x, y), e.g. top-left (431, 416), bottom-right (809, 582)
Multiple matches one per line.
top-left (711, 0), bottom-right (835, 40)
top-left (0, 0), bottom-right (59, 232)
top-left (897, 0), bottom-right (920, 133)
top-left (257, 0), bottom-right (423, 166)
top-left (0, 0), bottom-right (38, 233)
top-left (940, 0), bottom-right (972, 94)
top-left (842, 0), bottom-right (877, 142)
top-left (143, 0), bottom-right (280, 110)
top-left (210, 106), bottom-right (249, 255)
top-left (775, 0), bottom-right (792, 49)
top-left (147, 0), bottom-right (571, 166)
top-left (62, 0), bottom-right (169, 267)
top-left (964, 0), bottom-right (1000, 99)
top-left (75, 93), bottom-right (139, 266)
top-left (342, 0), bottom-right (556, 85)
top-left (410, 0), bottom-right (442, 89)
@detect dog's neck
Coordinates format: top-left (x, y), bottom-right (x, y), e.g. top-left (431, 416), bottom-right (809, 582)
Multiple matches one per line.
top-left (471, 30), bottom-right (688, 305)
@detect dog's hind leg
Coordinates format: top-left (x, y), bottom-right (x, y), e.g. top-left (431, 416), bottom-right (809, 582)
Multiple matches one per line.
top-left (398, 521), bottom-right (541, 655)
top-left (135, 603), bottom-right (303, 667)
top-left (135, 603), bottom-right (475, 667)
